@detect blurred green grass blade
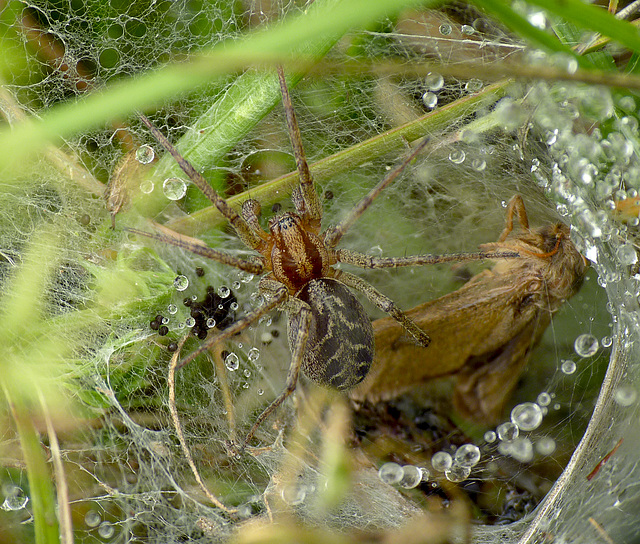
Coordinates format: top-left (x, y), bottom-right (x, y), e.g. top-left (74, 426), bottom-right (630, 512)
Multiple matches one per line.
top-left (528, 0), bottom-right (640, 53)
top-left (549, 18), bottom-right (616, 71)
top-left (473, 0), bottom-right (588, 67)
top-left (0, 227), bottom-right (62, 544)
top-left (0, 0), bottom-right (432, 180)
top-left (3, 393), bottom-right (60, 544)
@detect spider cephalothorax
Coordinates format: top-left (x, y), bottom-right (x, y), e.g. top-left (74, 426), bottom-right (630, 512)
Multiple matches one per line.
top-left (265, 210), bottom-right (332, 292)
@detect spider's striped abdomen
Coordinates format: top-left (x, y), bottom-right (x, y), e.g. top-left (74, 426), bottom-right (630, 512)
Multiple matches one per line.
top-left (287, 278), bottom-right (374, 390)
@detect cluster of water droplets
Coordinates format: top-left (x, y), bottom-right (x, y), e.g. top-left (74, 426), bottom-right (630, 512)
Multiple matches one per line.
top-left (378, 462), bottom-right (429, 489)
top-left (134, 143), bottom-right (189, 200)
top-left (84, 510), bottom-right (117, 540)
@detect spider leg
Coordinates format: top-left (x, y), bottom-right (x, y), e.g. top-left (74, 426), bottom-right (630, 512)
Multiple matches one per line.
top-left (127, 226), bottom-right (264, 275)
top-left (277, 67), bottom-right (322, 232)
top-left (333, 270), bottom-right (430, 347)
top-left (497, 195), bottom-right (530, 242)
top-left (323, 136), bottom-right (431, 248)
top-left (241, 298), bottom-right (312, 448)
top-left (335, 248), bottom-right (520, 269)
top-left (139, 114), bottom-right (263, 251)
top-left (176, 286), bottom-right (288, 370)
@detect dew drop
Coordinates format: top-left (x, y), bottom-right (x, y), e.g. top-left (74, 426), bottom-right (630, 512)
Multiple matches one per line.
top-left (248, 347), bottom-right (260, 361)
top-left (163, 177), bottom-right (187, 200)
top-left (399, 465), bottom-right (422, 488)
top-left (511, 402), bottom-right (543, 431)
top-left (449, 149), bottom-right (466, 164)
top-left (422, 92), bottom-right (438, 109)
top-left (574, 333), bottom-right (599, 357)
top-left (173, 275), bottom-right (189, 291)
top-left (616, 243), bottom-right (638, 265)
top-left (537, 392), bottom-right (551, 406)
top-left (445, 465), bottom-right (471, 483)
top-left (454, 444), bottom-right (481, 467)
top-left (483, 430), bottom-right (497, 443)
top-left (601, 335), bottom-right (612, 348)
top-left (167, 304), bottom-right (177, 315)
top-left (136, 144), bottom-right (155, 164)
top-left (499, 437), bottom-right (533, 463)
top-left (419, 467), bottom-right (431, 481)
top-left (239, 271), bottom-right (254, 283)
top-left (527, 10), bottom-right (547, 29)
top-left (230, 302), bottom-right (239, 311)
top-left (536, 436), bottom-right (556, 456)
top-left (431, 451), bottom-right (453, 471)
top-left (425, 72), bottom-right (444, 91)
top-left (614, 385), bottom-right (637, 406)
top-left (618, 95), bottom-right (636, 112)
top-left (185, 316), bottom-right (195, 327)
top-left (461, 24), bottom-right (474, 35)
top-left (378, 462), bottom-right (403, 484)
top-left (139, 180), bottom-right (155, 194)
top-left (84, 509), bottom-right (101, 528)
top-left (471, 159), bottom-right (486, 171)
top-left (218, 286), bottom-right (230, 298)
top-left (281, 484), bottom-right (307, 505)
top-left (439, 23), bottom-right (452, 35)
top-left (496, 422), bottom-right (519, 442)
top-left (464, 78), bottom-right (483, 92)
top-left (97, 521), bottom-right (115, 539)
top-left (1, 486), bottom-right (28, 511)
top-left (225, 352), bottom-right (239, 371)
top-left (561, 359), bottom-right (576, 374)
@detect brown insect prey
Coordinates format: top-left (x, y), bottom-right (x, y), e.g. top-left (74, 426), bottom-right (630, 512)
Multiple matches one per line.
top-left (351, 195), bottom-right (589, 423)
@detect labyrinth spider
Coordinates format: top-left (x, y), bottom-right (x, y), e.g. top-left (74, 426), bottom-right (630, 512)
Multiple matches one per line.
top-left (130, 67), bottom-right (518, 449)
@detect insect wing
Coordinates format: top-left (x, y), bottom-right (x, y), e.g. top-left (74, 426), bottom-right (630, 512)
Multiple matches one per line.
top-left (354, 270), bottom-right (542, 409)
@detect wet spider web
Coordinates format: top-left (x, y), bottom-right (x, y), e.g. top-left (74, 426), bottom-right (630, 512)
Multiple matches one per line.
top-left (1, 1), bottom-right (639, 543)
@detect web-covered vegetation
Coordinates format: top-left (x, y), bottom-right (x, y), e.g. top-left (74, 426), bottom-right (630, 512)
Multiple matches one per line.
top-left (1, 0), bottom-right (640, 543)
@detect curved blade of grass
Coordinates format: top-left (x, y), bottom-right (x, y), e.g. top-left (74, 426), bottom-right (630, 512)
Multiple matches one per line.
top-left (529, 0), bottom-right (640, 53)
top-left (166, 80), bottom-right (510, 236)
top-left (0, 0), bottom-right (432, 181)
top-left (472, 0), bottom-right (590, 67)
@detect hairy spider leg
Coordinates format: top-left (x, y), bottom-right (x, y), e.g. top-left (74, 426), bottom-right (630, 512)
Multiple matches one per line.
top-left (323, 136), bottom-right (431, 248)
top-left (139, 114), bottom-right (264, 252)
top-left (277, 66), bottom-right (323, 233)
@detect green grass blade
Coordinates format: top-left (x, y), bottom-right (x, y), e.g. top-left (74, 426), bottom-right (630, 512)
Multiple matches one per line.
top-left (0, 0), bottom-right (433, 180)
top-left (473, 0), bottom-right (588, 66)
top-left (529, 0), bottom-right (640, 53)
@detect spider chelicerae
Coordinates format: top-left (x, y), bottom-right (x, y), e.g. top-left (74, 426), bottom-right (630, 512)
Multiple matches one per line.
top-left (130, 67), bottom-right (517, 449)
